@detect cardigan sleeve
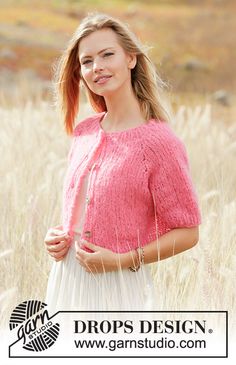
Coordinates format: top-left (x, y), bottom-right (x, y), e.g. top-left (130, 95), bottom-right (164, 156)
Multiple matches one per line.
top-left (148, 128), bottom-right (202, 230)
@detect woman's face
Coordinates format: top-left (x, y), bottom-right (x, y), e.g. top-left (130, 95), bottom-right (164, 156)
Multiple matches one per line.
top-left (78, 28), bottom-right (136, 96)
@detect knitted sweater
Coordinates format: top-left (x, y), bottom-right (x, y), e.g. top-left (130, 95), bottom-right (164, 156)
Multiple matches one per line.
top-left (61, 111), bottom-right (201, 253)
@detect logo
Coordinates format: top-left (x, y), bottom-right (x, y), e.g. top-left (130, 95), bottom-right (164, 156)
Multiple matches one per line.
top-left (9, 300), bottom-right (60, 352)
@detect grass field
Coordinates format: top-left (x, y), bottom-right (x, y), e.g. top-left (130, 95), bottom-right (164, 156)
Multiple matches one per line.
top-left (0, 82), bottom-right (235, 336)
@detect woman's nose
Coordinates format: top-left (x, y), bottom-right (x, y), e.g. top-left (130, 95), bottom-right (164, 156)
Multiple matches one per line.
top-left (93, 59), bottom-right (104, 72)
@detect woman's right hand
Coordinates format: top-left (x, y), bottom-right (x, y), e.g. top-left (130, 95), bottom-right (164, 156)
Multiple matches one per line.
top-left (44, 225), bottom-right (72, 262)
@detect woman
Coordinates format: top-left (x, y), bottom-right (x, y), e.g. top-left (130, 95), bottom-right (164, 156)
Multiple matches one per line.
top-left (44, 12), bottom-right (201, 312)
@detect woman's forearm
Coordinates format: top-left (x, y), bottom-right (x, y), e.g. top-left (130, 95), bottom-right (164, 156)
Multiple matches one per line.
top-left (121, 226), bottom-right (199, 269)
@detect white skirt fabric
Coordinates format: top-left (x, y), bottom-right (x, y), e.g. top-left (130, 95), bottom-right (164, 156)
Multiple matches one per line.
top-left (45, 234), bottom-right (158, 314)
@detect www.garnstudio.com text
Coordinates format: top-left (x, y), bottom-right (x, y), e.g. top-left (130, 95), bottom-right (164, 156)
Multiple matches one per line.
top-left (74, 337), bottom-right (206, 351)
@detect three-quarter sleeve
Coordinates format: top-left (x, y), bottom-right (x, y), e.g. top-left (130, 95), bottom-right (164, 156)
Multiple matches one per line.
top-left (148, 126), bottom-right (202, 230)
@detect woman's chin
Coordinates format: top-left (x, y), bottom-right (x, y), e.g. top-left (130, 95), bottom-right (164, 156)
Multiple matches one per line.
top-left (96, 89), bottom-right (116, 97)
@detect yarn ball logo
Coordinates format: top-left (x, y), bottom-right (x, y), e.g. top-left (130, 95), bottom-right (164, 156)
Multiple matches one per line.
top-left (9, 300), bottom-right (60, 352)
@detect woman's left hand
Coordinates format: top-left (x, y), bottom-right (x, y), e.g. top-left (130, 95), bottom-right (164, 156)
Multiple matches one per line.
top-left (75, 240), bottom-right (124, 273)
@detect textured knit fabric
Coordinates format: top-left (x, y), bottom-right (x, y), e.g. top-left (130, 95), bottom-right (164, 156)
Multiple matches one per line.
top-left (61, 111), bottom-right (201, 254)
top-left (46, 161), bottom-right (157, 312)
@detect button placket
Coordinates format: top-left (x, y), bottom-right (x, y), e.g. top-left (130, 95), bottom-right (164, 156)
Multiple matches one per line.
top-left (81, 162), bottom-right (98, 238)
top-left (86, 162), bottom-right (97, 204)
top-left (84, 136), bottom-right (106, 208)
top-left (80, 133), bottom-right (105, 238)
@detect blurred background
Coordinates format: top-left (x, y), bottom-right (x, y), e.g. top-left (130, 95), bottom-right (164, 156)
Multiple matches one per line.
top-left (0, 0), bottom-right (235, 121)
top-left (0, 0), bottom-right (235, 340)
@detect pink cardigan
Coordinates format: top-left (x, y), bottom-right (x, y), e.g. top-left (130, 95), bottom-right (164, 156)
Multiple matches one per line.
top-left (61, 112), bottom-right (201, 253)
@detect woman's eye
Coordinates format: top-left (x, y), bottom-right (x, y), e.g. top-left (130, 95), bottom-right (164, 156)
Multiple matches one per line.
top-left (82, 60), bottom-right (92, 65)
top-left (81, 53), bottom-right (113, 65)
top-left (103, 52), bottom-right (114, 57)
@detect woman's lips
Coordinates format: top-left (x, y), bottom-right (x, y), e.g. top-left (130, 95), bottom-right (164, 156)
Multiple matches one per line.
top-left (95, 76), bottom-right (112, 85)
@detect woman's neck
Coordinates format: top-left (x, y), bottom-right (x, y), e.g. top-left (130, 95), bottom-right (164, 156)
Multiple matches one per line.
top-left (102, 84), bottom-right (146, 131)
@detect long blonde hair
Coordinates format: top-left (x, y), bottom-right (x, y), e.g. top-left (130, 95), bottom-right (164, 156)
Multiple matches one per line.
top-left (53, 12), bottom-right (171, 135)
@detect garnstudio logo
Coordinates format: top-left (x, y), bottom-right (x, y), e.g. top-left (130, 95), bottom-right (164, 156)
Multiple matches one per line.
top-left (9, 300), bottom-right (60, 352)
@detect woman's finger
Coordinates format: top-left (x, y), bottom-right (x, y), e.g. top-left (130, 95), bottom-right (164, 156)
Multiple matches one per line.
top-left (75, 254), bottom-right (87, 269)
top-left (54, 250), bottom-right (69, 261)
top-left (51, 229), bottom-right (68, 236)
top-left (46, 241), bottom-right (69, 253)
top-left (81, 241), bottom-right (97, 252)
top-left (44, 232), bottom-right (69, 242)
top-left (44, 233), bottom-right (70, 246)
top-left (50, 246), bottom-right (69, 261)
top-left (74, 242), bottom-right (87, 257)
top-left (75, 250), bottom-right (86, 264)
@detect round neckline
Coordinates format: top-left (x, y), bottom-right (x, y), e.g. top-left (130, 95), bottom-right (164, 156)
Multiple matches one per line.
top-left (97, 111), bottom-right (154, 137)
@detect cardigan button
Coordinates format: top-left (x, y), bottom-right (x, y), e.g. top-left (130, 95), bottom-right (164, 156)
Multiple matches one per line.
top-left (86, 196), bottom-right (90, 204)
top-left (84, 230), bottom-right (91, 238)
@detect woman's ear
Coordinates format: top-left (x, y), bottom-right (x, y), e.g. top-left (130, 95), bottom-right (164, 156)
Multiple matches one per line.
top-left (127, 53), bottom-right (137, 69)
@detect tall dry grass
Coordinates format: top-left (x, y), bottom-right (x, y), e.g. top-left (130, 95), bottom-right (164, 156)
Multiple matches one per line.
top-left (0, 84), bottom-right (235, 338)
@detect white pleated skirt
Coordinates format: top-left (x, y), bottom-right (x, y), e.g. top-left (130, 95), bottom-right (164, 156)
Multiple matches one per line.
top-left (45, 235), bottom-right (158, 314)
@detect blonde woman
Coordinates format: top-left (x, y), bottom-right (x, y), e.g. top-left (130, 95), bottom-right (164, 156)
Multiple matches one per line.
top-left (44, 12), bottom-right (201, 312)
